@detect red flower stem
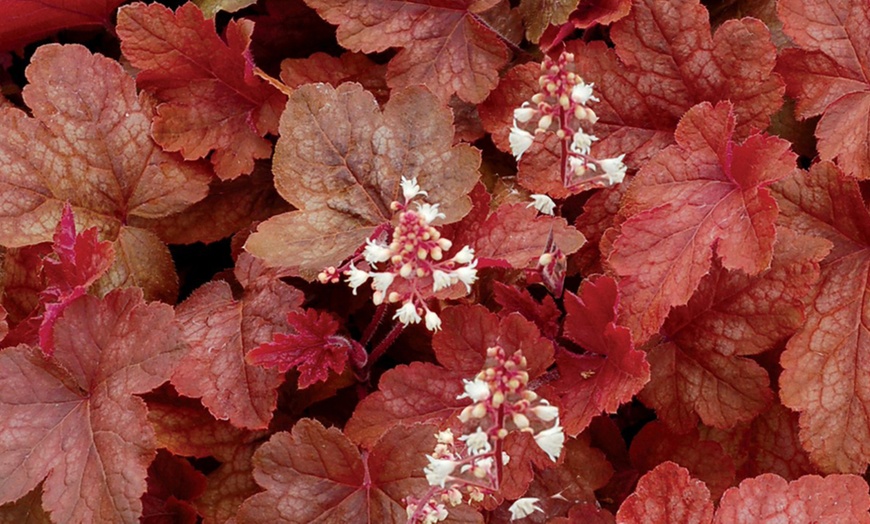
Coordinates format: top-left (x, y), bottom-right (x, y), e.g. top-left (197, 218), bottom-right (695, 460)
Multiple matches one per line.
top-left (368, 321), bottom-right (405, 370)
top-left (361, 302), bottom-right (388, 348)
top-left (559, 105), bottom-right (570, 187)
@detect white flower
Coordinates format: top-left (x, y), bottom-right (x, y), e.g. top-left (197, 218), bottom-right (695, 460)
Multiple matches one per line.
top-left (570, 130), bottom-right (597, 155)
top-left (451, 246), bottom-right (475, 265)
top-left (451, 260), bottom-right (478, 293)
top-left (394, 301), bottom-right (422, 325)
top-left (568, 155), bottom-right (587, 176)
top-left (432, 269), bottom-right (453, 292)
top-left (416, 202), bottom-right (445, 224)
top-left (370, 271), bottom-right (395, 293)
top-left (513, 103), bottom-right (537, 123)
top-left (599, 154), bottom-right (627, 185)
top-left (363, 239), bottom-right (392, 264)
top-left (424, 455), bottom-right (457, 487)
top-left (458, 427), bottom-right (491, 454)
top-left (508, 498), bottom-right (543, 520)
top-left (530, 401), bottom-right (559, 422)
top-left (400, 176), bottom-right (427, 201)
top-left (509, 125), bottom-right (534, 160)
top-left (457, 378), bottom-right (490, 402)
top-left (345, 264), bottom-right (370, 295)
top-left (571, 81), bottom-right (599, 105)
top-left (435, 429), bottom-right (454, 445)
top-left (424, 309), bottom-right (442, 332)
top-left (527, 194), bottom-right (555, 215)
top-left (534, 422), bottom-right (565, 462)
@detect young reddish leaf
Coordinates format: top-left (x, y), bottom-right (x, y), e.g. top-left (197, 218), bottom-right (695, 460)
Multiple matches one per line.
top-left (117, 2), bottom-right (286, 180)
top-left (303, 0), bottom-right (511, 103)
top-left (247, 308), bottom-right (356, 389)
top-left (616, 462), bottom-right (713, 524)
top-left (172, 255), bottom-right (305, 429)
top-left (0, 0), bottom-right (124, 52)
top-left (0, 288), bottom-right (182, 523)
top-left (518, 0), bottom-right (579, 43)
top-left (638, 228), bottom-right (828, 432)
top-left (609, 101), bottom-right (796, 343)
top-left (37, 203), bottom-right (114, 355)
top-left (0, 43), bottom-right (210, 247)
top-left (630, 422), bottom-right (736, 502)
top-left (773, 162), bottom-right (870, 473)
top-left (542, 276), bottom-right (649, 436)
top-left (238, 420), bottom-right (482, 523)
top-left (775, 0), bottom-right (870, 179)
top-left (245, 83), bottom-right (480, 279)
top-left (538, 0), bottom-right (631, 50)
top-left (714, 473), bottom-right (870, 523)
top-left (141, 450), bottom-right (206, 524)
top-left (346, 306), bottom-right (554, 448)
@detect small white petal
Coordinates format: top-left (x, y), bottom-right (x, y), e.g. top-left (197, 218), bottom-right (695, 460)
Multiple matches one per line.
top-left (451, 246), bottom-right (475, 265)
top-left (530, 402), bottom-right (559, 422)
top-left (370, 271), bottom-right (395, 293)
top-left (451, 260), bottom-right (478, 293)
top-left (394, 301), bottom-right (422, 325)
top-left (424, 309), bottom-right (442, 332)
top-left (570, 81), bottom-right (599, 105)
top-left (363, 239), bottom-right (392, 264)
top-left (458, 427), bottom-right (491, 454)
top-left (534, 422), bottom-right (565, 462)
top-left (345, 264), bottom-right (370, 295)
top-left (424, 456), bottom-right (457, 488)
top-left (432, 269), bottom-right (453, 292)
top-left (416, 202), bottom-right (445, 224)
top-left (513, 104), bottom-right (537, 123)
top-left (509, 125), bottom-right (534, 160)
top-left (456, 378), bottom-right (490, 402)
top-left (527, 194), bottom-right (555, 215)
top-left (599, 154), bottom-right (627, 185)
top-left (400, 176), bottom-right (427, 201)
top-left (508, 497), bottom-right (543, 520)
top-left (570, 130), bottom-right (597, 155)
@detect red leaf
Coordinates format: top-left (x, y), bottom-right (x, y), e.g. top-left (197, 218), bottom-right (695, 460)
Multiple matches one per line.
top-left (638, 228), bottom-right (828, 432)
top-left (616, 462), bottom-right (713, 524)
top-left (714, 474), bottom-right (870, 523)
top-left (117, 2), bottom-right (286, 180)
top-left (543, 276), bottom-right (649, 436)
top-left (774, 162), bottom-right (870, 473)
top-left (172, 256), bottom-right (305, 429)
top-left (238, 420), bottom-right (482, 523)
top-left (303, 0), bottom-right (511, 103)
top-left (518, 0), bottom-right (579, 43)
top-left (245, 83), bottom-right (480, 279)
top-left (492, 282), bottom-right (561, 338)
top-left (247, 308), bottom-right (356, 389)
top-left (141, 450), bottom-right (206, 524)
top-left (280, 51), bottom-right (388, 103)
top-left (609, 101), bottom-right (796, 343)
top-left (0, 0), bottom-right (124, 52)
top-left (0, 289), bottom-right (182, 522)
top-left (774, 0), bottom-right (870, 179)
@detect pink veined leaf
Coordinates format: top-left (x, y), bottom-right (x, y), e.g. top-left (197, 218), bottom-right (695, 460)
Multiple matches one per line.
top-left (608, 101), bottom-right (797, 344)
top-left (246, 308), bottom-right (363, 389)
top-left (616, 461), bottom-right (713, 524)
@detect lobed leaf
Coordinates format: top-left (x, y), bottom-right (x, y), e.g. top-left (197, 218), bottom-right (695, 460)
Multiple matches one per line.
top-left (616, 462), bottom-right (713, 524)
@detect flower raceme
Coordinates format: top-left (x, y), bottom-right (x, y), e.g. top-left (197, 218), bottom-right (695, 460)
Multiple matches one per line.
top-left (509, 51), bottom-right (627, 192)
top-left (318, 178), bottom-right (478, 332)
top-left (405, 346), bottom-right (565, 523)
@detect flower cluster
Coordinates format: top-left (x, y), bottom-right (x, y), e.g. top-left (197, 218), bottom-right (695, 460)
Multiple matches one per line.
top-left (509, 51), bottom-right (627, 191)
top-left (320, 178), bottom-right (477, 332)
top-left (405, 346), bottom-right (564, 523)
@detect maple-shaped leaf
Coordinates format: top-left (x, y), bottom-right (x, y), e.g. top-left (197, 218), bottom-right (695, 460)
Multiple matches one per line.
top-left (541, 275), bottom-right (649, 437)
top-left (629, 421), bottom-right (736, 502)
top-left (303, 0), bottom-right (511, 103)
top-left (37, 203), bottom-right (114, 355)
top-left (0, 288), bottom-right (182, 523)
top-left (245, 83), bottom-right (480, 279)
top-left (637, 228), bottom-right (828, 433)
top-left (117, 3), bottom-right (285, 180)
top-left (0, 0), bottom-right (124, 52)
top-left (714, 473), bottom-right (870, 523)
top-left (774, 0), bottom-right (870, 179)
top-left (247, 308), bottom-right (359, 389)
top-left (237, 419), bottom-right (482, 523)
top-left (608, 101), bottom-right (796, 344)
top-left (616, 462), bottom-right (713, 524)
top-left (346, 305), bottom-right (554, 448)
top-left (172, 253), bottom-right (305, 429)
top-left (773, 162), bottom-right (870, 473)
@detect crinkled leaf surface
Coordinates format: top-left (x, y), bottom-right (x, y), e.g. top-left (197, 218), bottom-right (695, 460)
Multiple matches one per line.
top-left (608, 101), bottom-right (796, 344)
top-left (280, 51), bottom-right (389, 103)
top-left (638, 228), bottom-right (828, 433)
top-left (0, 288), bottom-right (182, 523)
top-left (775, 0), bottom-right (870, 179)
top-left (0, 0), bottom-right (124, 52)
top-left (172, 254), bottom-right (304, 429)
top-left (246, 308), bottom-right (354, 389)
top-left (543, 276), bottom-right (649, 436)
top-left (238, 419), bottom-right (482, 523)
top-left (616, 462), bottom-right (713, 524)
top-left (774, 162), bottom-right (870, 473)
top-left (714, 473), bottom-right (870, 523)
top-left (346, 305), bottom-right (554, 448)
top-left (245, 83), bottom-right (480, 279)
top-left (303, 0), bottom-right (511, 103)
top-left (117, 2), bottom-right (286, 180)
top-left (0, 43), bottom-right (210, 247)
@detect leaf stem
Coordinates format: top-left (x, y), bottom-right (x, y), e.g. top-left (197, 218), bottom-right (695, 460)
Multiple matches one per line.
top-left (368, 321), bottom-right (405, 370)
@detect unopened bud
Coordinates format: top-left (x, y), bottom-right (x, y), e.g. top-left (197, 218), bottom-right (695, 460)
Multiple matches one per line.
top-left (512, 413), bottom-right (530, 429)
